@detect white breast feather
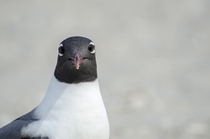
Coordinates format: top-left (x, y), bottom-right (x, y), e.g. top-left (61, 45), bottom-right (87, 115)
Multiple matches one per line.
top-left (21, 76), bottom-right (110, 139)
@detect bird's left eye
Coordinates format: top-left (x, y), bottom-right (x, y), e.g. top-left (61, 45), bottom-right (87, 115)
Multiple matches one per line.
top-left (58, 44), bottom-right (65, 56)
top-left (88, 42), bottom-right (95, 54)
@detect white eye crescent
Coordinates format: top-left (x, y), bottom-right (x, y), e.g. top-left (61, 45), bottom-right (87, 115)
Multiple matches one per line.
top-left (88, 42), bottom-right (95, 54)
top-left (58, 43), bottom-right (65, 56)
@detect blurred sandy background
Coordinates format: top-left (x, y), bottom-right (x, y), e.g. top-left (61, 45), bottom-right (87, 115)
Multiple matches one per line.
top-left (0, 0), bottom-right (210, 139)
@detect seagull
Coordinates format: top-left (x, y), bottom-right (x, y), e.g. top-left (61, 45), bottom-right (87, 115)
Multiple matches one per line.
top-left (0, 36), bottom-right (110, 139)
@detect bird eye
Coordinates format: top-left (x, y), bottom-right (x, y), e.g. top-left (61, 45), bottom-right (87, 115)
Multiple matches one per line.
top-left (58, 44), bottom-right (65, 56)
top-left (88, 42), bottom-right (95, 54)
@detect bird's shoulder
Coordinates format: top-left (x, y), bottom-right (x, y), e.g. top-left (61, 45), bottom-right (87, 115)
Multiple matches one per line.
top-left (0, 109), bottom-right (48, 139)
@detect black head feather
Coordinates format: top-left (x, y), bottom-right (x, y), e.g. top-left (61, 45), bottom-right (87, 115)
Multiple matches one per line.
top-left (54, 36), bottom-right (97, 84)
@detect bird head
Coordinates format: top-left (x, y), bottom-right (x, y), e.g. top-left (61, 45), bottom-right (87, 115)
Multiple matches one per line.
top-left (54, 36), bottom-right (97, 84)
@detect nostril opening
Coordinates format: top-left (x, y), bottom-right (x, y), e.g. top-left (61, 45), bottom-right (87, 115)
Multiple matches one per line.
top-left (75, 56), bottom-right (79, 61)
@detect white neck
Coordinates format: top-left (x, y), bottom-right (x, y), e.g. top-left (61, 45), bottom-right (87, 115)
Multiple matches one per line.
top-left (21, 76), bottom-right (110, 139)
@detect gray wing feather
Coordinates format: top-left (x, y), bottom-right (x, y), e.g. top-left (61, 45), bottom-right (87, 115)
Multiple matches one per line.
top-left (0, 109), bottom-right (38, 139)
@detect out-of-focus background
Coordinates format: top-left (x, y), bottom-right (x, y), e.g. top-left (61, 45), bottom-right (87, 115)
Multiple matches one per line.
top-left (0, 0), bottom-right (210, 139)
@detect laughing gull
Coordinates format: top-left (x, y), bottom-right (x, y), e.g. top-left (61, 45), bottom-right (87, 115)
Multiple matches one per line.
top-left (0, 36), bottom-right (110, 139)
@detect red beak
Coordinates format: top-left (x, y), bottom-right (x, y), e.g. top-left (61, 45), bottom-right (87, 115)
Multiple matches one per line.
top-left (73, 53), bottom-right (83, 70)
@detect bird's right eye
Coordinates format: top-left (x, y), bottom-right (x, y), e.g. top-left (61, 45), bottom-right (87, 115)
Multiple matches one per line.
top-left (58, 44), bottom-right (65, 56)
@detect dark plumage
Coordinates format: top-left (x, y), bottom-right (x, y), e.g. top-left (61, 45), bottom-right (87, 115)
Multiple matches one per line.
top-left (54, 36), bottom-right (97, 84)
top-left (0, 110), bottom-right (39, 139)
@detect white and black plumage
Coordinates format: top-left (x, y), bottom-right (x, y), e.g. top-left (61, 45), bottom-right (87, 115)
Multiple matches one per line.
top-left (0, 36), bottom-right (110, 139)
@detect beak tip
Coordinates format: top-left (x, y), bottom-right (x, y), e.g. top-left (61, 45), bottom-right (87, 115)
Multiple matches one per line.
top-left (75, 64), bottom-right (80, 70)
